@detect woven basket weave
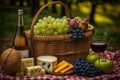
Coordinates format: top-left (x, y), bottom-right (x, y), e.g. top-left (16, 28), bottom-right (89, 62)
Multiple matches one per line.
top-left (25, 1), bottom-right (93, 63)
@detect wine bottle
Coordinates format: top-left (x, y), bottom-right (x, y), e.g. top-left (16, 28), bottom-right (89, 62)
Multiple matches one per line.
top-left (13, 9), bottom-right (29, 58)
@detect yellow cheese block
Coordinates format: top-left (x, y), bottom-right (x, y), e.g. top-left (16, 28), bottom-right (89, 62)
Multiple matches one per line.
top-left (54, 60), bottom-right (69, 73)
top-left (60, 63), bottom-right (73, 73)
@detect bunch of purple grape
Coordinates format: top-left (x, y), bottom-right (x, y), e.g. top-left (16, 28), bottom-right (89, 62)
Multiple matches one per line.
top-left (68, 26), bottom-right (85, 41)
top-left (73, 58), bottom-right (102, 77)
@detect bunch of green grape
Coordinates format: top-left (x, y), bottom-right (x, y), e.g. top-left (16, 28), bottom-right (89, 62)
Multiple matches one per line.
top-left (34, 16), bottom-right (70, 36)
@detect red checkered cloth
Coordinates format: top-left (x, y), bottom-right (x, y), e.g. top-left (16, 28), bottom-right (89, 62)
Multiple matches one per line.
top-left (0, 50), bottom-right (120, 80)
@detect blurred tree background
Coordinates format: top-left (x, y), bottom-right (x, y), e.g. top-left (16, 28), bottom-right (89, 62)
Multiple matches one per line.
top-left (0, 0), bottom-right (120, 52)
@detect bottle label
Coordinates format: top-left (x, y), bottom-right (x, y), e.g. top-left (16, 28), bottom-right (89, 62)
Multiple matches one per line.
top-left (17, 49), bottom-right (29, 58)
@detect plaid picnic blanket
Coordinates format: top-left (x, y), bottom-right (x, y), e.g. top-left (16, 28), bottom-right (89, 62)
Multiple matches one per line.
top-left (0, 50), bottom-right (120, 80)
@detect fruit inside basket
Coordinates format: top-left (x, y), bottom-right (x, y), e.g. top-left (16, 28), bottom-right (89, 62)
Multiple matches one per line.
top-left (25, 1), bottom-right (95, 63)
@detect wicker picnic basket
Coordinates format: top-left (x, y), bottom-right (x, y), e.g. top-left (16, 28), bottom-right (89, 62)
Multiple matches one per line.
top-left (25, 1), bottom-right (93, 63)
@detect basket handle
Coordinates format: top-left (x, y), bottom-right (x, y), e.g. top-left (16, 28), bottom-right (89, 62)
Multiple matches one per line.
top-left (30, 1), bottom-right (74, 34)
top-left (29, 1), bottom-right (74, 59)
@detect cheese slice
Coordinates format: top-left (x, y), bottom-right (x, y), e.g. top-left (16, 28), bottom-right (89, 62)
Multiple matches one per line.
top-left (56, 60), bottom-right (66, 68)
top-left (37, 55), bottom-right (57, 72)
top-left (26, 66), bottom-right (45, 76)
top-left (54, 61), bottom-right (69, 73)
top-left (60, 63), bottom-right (73, 73)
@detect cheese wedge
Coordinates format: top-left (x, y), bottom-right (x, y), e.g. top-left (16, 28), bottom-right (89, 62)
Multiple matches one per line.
top-left (60, 63), bottom-right (73, 73)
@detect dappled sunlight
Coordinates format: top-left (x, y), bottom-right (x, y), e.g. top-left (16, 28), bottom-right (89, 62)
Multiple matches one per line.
top-left (78, 2), bottom-right (91, 14)
top-left (105, 4), bottom-right (120, 17)
top-left (56, 4), bottom-right (61, 9)
top-left (96, 5), bottom-right (104, 14)
top-left (105, 4), bottom-right (113, 11)
top-left (79, 5), bottom-right (90, 14)
top-left (40, 1), bottom-right (44, 6)
top-left (71, 4), bottom-right (77, 10)
top-left (95, 14), bottom-right (113, 24)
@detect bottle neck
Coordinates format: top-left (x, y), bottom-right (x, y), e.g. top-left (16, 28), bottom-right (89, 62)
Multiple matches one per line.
top-left (18, 12), bottom-right (24, 27)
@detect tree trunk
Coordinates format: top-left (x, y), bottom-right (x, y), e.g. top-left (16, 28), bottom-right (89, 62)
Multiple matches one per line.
top-left (67, 1), bottom-right (71, 10)
top-left (44, 0), bottom-right (48, 9)
top-left (19, 0), bottom-right (23, 7)
top-left (89, 3), bottom-right (97, 26)
top-left (9, 0), bottom-right (15, 5)
top-left (60, 0), bottom-right (66, 16)
top-left (31, 0), bottom-right (39, 17)
top-left (52, 0), bottom-right (57, 14)
top-left (26, 0), bottom-right (30, 6)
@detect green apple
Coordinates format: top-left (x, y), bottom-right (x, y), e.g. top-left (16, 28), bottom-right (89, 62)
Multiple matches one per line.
top-left (94, 59), bottom-right (114, 73)
top-left (86, 53), bottom-right (101, 64)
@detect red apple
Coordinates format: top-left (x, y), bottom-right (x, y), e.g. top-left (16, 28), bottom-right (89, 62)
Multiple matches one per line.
top-left (79, 20), bottom-right (88, 30)
top-left (94, 59), bottom-right (114, 73)
top-left (69, 18), bottom-right (78, 27)
top-left (86, 53), bottom-right (101, 64)
top-left (84, 19), bottom-right (89, 23)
